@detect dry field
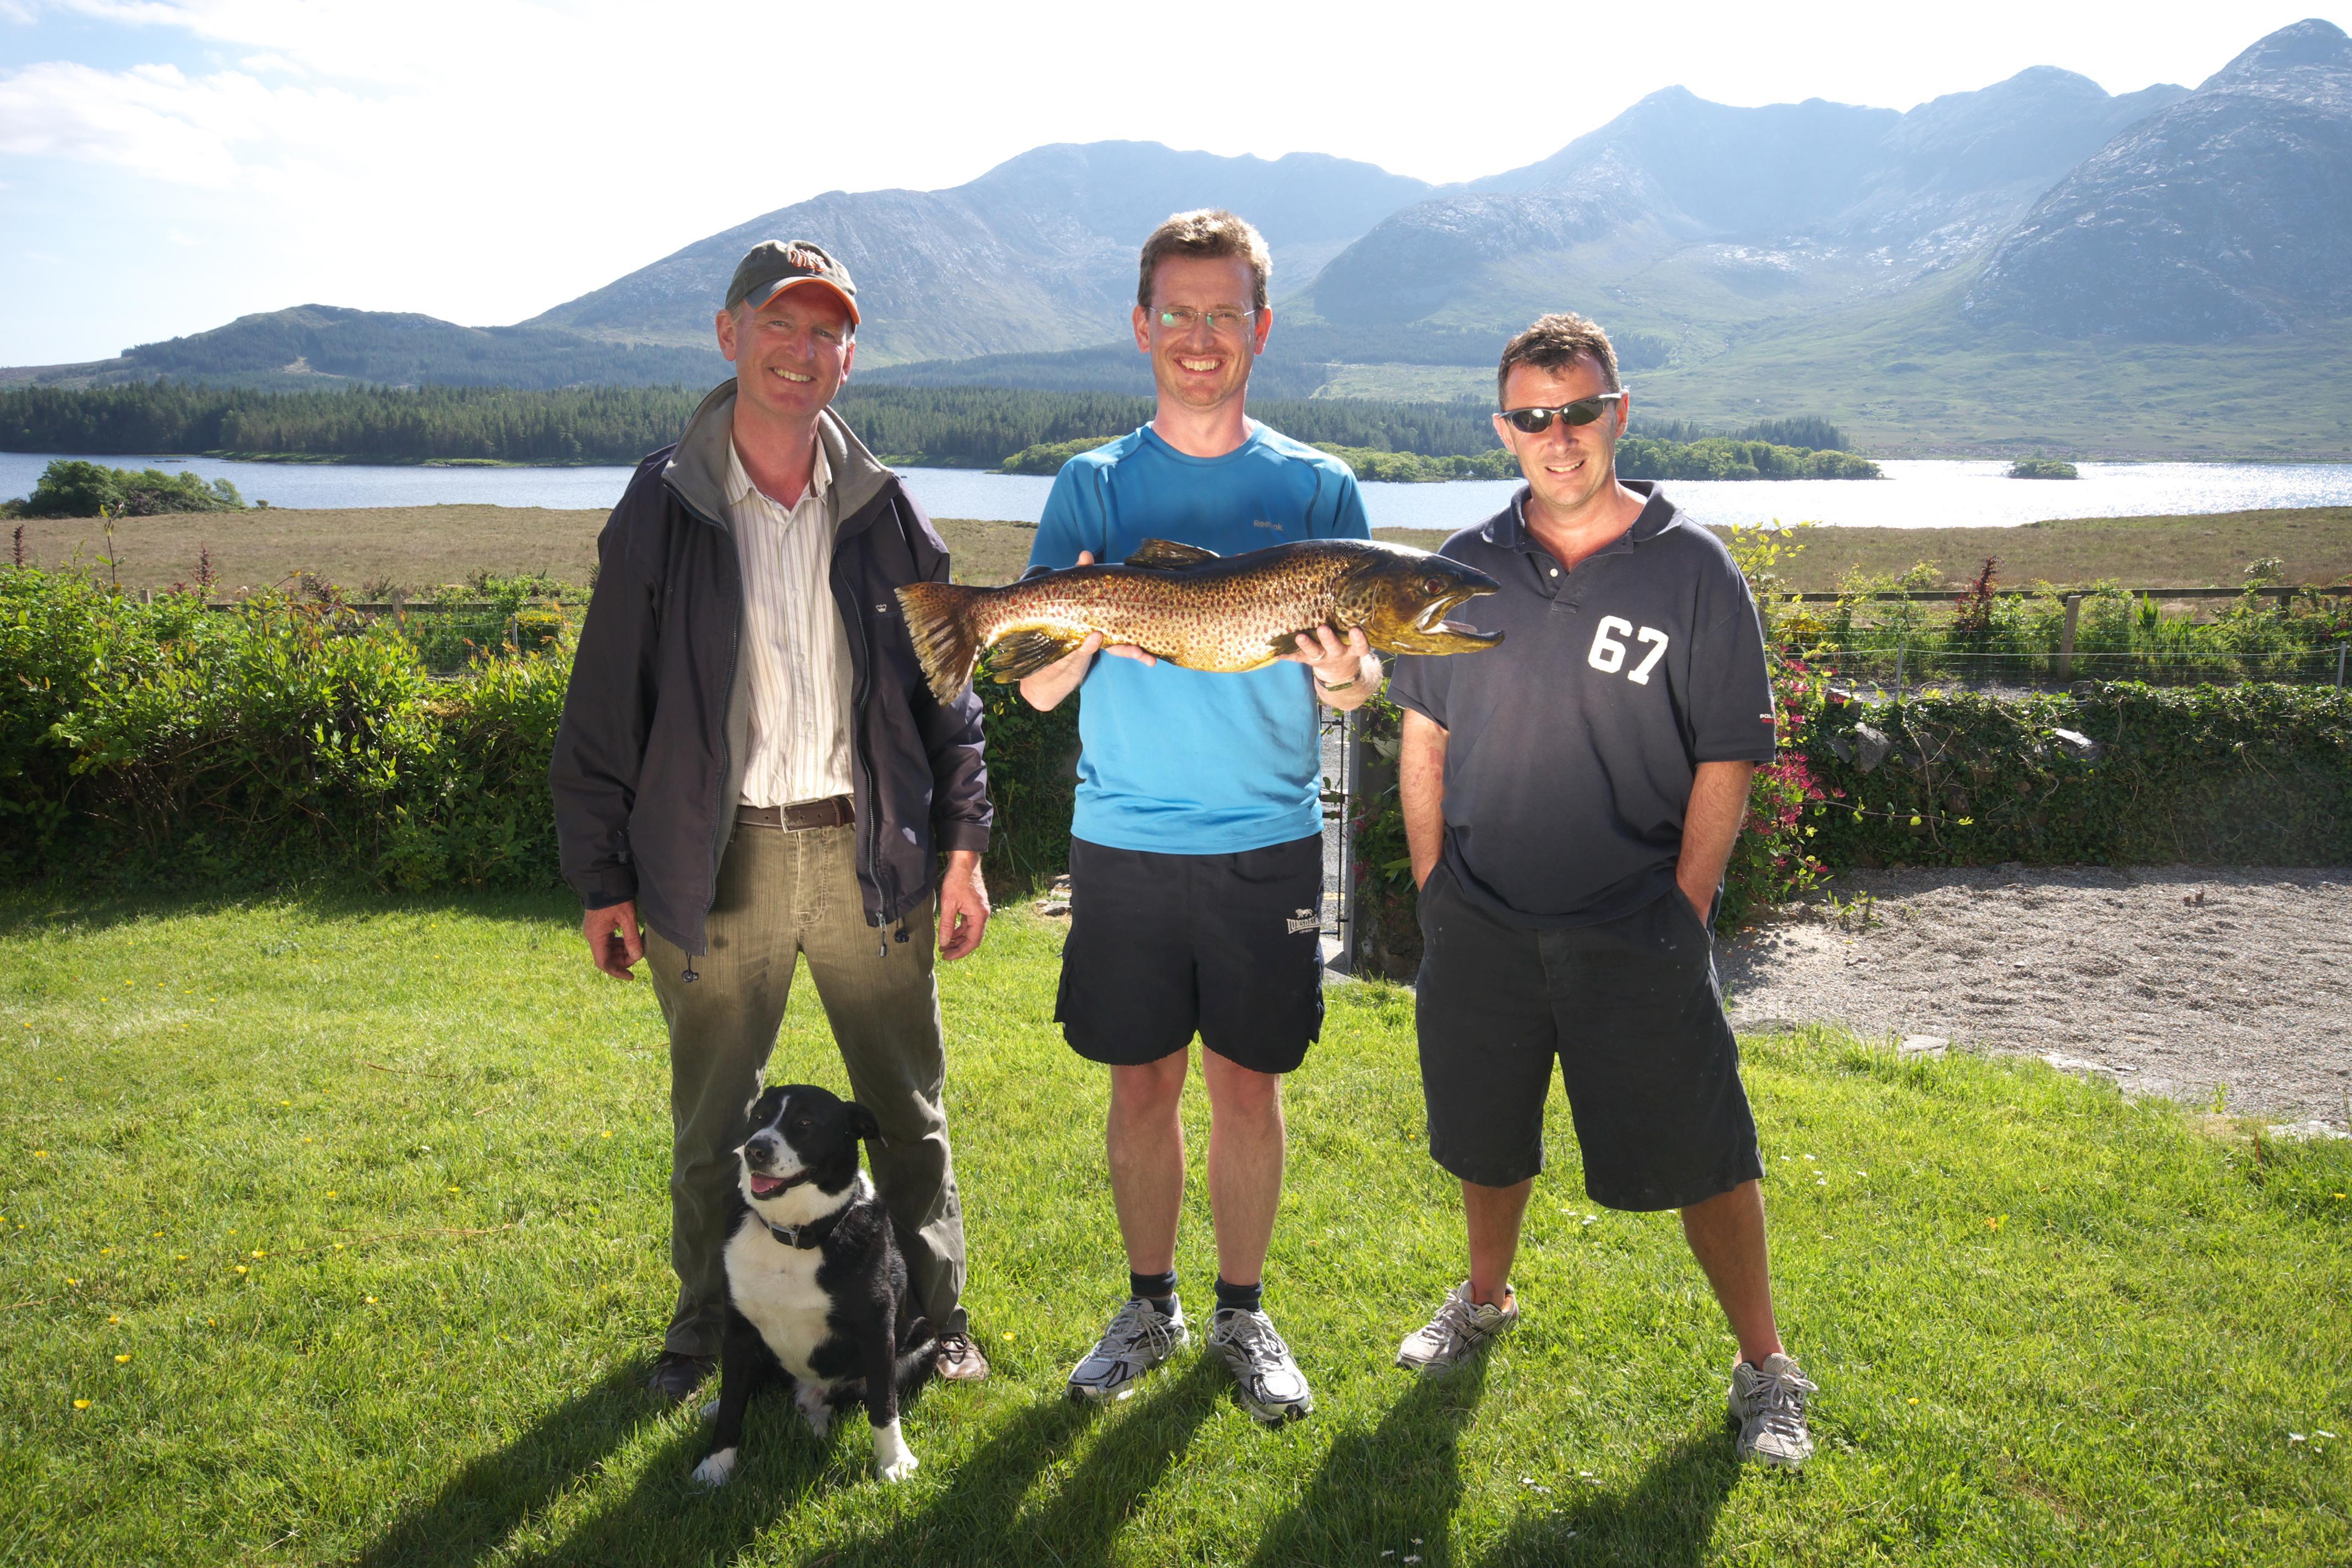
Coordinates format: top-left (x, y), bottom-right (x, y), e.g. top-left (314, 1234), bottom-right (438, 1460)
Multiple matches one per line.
top-left (1383, 505), bottom-right (2352, 592)
top-left (8, 507), bottom-right (1044, 595)
top-left (13, 503), bottom-right (2350, 596)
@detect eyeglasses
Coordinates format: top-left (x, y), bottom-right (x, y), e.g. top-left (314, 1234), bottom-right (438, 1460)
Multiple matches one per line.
top-left (1499, 394), bottom-right (1626, 434)
top-left (1155, 307), bottom-right (1257, 336)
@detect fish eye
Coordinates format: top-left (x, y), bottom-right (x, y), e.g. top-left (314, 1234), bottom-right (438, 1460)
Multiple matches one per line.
top-left (1423, 575), bottom-right (1446, 595)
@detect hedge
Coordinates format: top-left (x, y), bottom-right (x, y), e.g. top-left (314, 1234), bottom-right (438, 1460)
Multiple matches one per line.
top-left (7, 568), bottom-right (2346, 937)
top-left (1343, 677), bottom-right (2351, 977)
top-left (0, 567), bottom-right (1079, 899)
top-left (1804, 681), bottom-right (2352, 869)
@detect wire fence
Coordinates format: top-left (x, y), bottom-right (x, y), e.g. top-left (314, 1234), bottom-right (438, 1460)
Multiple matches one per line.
top-left (1790, 642), bottom-right (2350, 694)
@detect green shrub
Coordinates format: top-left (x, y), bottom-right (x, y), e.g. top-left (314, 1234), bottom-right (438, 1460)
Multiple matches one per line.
top-left (2008, 458), bottom-right (2080, 479)
top-left (997, 436), bottom-right (1114, 475)
top-left (1804, 683), bottom-right (2352, 867)
top-left (1796, 574), bottom-right (2348, 685)
top-left (1310, 444), bottom-right (1518, 483)
top-left (1618, 437), bottom-right (1881, 482)
top-left (3, 458), bottom-right (245, 518)
top-left (971, 680), bottom-right (1079, 891)
top-left (0, 565), bottom-right (1079, 899)
top-left (0, 567), bottom-right (560, 890)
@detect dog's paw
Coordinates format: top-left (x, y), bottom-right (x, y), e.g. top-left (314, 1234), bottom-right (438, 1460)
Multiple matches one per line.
top-left (690, 1447), bottom-right (738, 1489)
top-left (698, 1398), bottom-right (721, 1424)
top-left (794, 1383), bottom-right (834, 1439)
top-left (872, 1419), bottom-right (919, 1483)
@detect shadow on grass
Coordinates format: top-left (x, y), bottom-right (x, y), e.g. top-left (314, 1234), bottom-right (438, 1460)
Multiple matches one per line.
top-left (513, 1381), bottom-right (843, 1568)
top-left (830, 1358), bottom-right (1226, 1567)
top-left (353, 1360), bottom-right (660, 1568)
top-left (1245, 1357), bottom-right (1489, 1568)
top-left (1476, 1430), bottom-right (1740, 1568)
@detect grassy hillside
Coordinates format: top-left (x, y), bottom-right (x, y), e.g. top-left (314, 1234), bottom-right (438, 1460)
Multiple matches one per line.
top-left (1288, 264), bottom-right (2352, 461)
top-left (4, 891), bottom-right (2347, 1564)
top-left (21, 507), bottom-right (2347, 598)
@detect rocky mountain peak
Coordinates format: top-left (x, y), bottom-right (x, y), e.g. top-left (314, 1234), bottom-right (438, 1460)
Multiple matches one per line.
top-left (1962, 17), bottom-right (2352, 341)
top-left (2202, 15), bottom-right (2351, 99)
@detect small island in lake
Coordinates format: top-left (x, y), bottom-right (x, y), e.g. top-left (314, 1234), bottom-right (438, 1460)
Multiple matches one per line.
top-left (2008, 458), bottom-right (2081, 479)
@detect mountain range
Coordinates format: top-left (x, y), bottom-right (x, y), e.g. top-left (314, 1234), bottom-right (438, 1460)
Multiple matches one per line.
top-left (7, 18), bottom-right (2348, 458)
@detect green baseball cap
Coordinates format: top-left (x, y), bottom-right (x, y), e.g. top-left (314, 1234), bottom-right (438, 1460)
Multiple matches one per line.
top-left (725, 239), bottom-right (859, 324)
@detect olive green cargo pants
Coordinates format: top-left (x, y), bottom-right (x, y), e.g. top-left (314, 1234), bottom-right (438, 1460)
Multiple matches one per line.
top-left (646, 822), bottom-right (966, 1357)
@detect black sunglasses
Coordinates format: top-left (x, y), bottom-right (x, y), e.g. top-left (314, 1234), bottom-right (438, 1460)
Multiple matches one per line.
top-left (1499, 393), bottom-right (1626, 434)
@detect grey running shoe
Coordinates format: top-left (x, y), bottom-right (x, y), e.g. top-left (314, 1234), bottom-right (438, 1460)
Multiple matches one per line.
top-left (1066, 1296), bottom-right (1188, 1403)
top-left (1728, 1352), bottom-right (1818, 1467)
top-left (1395, 1280), bottom-right (1519, 1376)
top-left (1208, 1306), bottom-right (1314, 1424)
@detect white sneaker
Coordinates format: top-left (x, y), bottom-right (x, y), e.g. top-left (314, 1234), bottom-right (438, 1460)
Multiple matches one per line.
top-left (1066, 1296), bottom-right (1188, 1403)
top-left (1208, 1306), bottom-right (1313, 1424)
top-left (1728, 1352), bottom-right (1817, 1467)
top-left (1395, 1280), bottom-right (1519, 1376)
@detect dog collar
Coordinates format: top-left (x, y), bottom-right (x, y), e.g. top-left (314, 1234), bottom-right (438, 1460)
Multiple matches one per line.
top-left (759, 1205), bottom-right (846, 1251)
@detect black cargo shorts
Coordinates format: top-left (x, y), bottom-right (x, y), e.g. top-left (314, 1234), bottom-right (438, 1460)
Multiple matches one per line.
top-left (1055, 834), bottom-right (1325, 1075)
top-left (1413, 862), bottom-right (1763, 1211)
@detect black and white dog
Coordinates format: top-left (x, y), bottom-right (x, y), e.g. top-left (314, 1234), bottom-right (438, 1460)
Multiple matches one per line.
top-left (692, 1083), bottom-right (940, 1488)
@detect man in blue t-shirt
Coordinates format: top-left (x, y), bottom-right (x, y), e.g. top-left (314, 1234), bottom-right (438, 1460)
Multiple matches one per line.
top-left (1019, 209), bottom-right (1376, 1424)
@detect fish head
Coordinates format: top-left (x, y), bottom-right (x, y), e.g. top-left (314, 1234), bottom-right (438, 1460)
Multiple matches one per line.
top-left (1337, 543), bottom-right (1504, 656)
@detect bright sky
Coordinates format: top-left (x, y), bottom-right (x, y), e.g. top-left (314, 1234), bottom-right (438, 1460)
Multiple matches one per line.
top-left (3, 1), bottom-right (2346, 365)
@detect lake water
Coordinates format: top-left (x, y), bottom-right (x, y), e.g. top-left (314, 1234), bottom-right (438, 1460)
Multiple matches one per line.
top-left (6, 451), bottom-right (2349, 531)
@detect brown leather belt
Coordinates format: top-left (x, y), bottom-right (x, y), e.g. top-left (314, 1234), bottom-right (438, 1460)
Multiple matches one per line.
top-left (736, 795), bottom-right (854, 832)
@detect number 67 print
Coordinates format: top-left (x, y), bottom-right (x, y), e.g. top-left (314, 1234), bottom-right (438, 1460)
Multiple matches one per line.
top-left (1588, 616), bottom-right (1670, 684)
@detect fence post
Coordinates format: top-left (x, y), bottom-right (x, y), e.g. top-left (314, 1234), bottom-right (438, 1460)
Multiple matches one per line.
top-left (2338, 641), bottom-right (2348, 689)
top-left (1893, 641), bottom-right (1905, 700)
top-left (2058, 594), bottom-right (2083, 682)
top-left (390, 587), bottom-right (406, 633)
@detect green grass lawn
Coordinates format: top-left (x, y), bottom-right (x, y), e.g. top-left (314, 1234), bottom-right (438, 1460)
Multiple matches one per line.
top-left (2, 890), bottom-right (2347, 1566)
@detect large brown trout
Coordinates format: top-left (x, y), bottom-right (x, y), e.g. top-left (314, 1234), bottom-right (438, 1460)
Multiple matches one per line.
top-left (896, 536), bottom-right (1502, 704)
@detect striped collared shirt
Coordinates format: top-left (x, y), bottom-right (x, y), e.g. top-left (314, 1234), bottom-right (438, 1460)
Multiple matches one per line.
top-left (726, 435), bottom-right (854, 808)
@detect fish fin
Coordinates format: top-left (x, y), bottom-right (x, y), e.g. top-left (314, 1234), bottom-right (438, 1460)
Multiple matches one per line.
top-left (895, 582), bottom-right (985, 704)
top-left (986, 629), bottom-right (1088, 683)
top-left (1266, 628), bottom-right (1322, 660)
top-left (1124, 538), bottom-right (1221, 571)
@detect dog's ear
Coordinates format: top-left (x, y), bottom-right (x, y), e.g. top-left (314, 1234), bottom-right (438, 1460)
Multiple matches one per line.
top-left (845, 1102), bottom-right (884, 1146)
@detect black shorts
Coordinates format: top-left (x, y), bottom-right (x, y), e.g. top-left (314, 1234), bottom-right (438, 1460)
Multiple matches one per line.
top-left (1413, 863), bottom-right (1762, 1210)
top-left (1055, 835), bottom-right (1325, 1075)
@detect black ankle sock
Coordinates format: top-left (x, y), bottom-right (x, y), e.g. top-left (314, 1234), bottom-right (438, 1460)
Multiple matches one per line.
top-left (1130, 1269), bottom-right (1178, 1315)
top-left (1214, 1277), bottom-right (1263, 1315)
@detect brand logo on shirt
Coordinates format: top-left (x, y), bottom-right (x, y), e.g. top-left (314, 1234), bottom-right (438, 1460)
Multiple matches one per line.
top-left (1253, 518), bottom-right (1282, 532)
top-left (1286, 907), bottom-right (1319, 934)
top-left (1587, 616), bottom-right (1671, 684)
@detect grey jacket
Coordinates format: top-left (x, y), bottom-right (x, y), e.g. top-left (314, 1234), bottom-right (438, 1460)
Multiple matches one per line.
top-left (549, 381), bottom-right (991, 958)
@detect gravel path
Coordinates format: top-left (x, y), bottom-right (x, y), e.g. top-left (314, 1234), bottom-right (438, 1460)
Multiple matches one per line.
top-left (1719, 865), bottom-right (2352, 1128)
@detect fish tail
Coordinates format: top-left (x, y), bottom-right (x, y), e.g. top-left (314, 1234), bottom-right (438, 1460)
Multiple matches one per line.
top-left (896, 582), bottom-right (987, 704)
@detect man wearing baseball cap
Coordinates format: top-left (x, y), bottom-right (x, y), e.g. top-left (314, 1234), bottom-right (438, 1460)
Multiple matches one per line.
top-left (552, 239), bottom-right (997, 1401)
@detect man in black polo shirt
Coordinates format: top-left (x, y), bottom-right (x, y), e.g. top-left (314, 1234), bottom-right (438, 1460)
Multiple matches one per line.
top-left (1385, 312), bottom-right (1816, 1467)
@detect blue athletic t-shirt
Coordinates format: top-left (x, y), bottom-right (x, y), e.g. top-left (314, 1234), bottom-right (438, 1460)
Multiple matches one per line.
top-left (1026, 423), bottom-right (1371, 854)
